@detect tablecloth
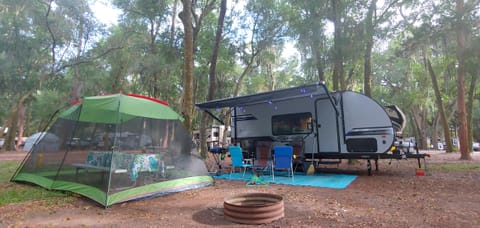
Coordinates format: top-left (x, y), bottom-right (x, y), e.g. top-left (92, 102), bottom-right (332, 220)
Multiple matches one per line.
top-left (85, 151), bottom-right (162, 181)
top-left (129, 153), bottom-right (162, 181)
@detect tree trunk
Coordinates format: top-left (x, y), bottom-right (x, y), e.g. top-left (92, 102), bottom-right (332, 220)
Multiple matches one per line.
top-left (363, 42), bottom-right (373, 96)
top-left (316, 51), bottom-right (325, 83)
top-left (267, 63), bottom-right (275, 91)
top-left (419, 110), bottom-right (428, 150)
top-left (235, 65), bottom-right (253, 97)
top-left (15, 103), bottom-right (26, 150)
top-left (331, 0), bottom-right (344, 91)
top-left (312, 20), bottom-right (325, 83)
top-left (426, 58), bottom-right (454, 152)
top-left (1, 91), bottom-right (33, 152)
top-left (432, 115), bottom-right (439, 150)
top-left (110, 66), bottom-right (124, 93)
top-left (455, 0), bottom-right (471, 160)
top-left (466, 68), bottom-right (477, 152)
top-left (148, 18), bottom-right (160, 98)
top-left (1, 111), bottom-right (18, 152)
top-left (163, 0), bottom-right (179, 102)
top-left (410, 106), bottom-right (428, 150)
top-left (45, 0), bottom-right (56, 77)
top-left (207, 0), bottom-right (226, 102)
top-left (199, 0), bottom-right (227, 158)
top-left (180, 0), bottom-right (195, 134)
top-left (363, 0), bottom-right (376, 97)
top-left (169, 0), bottom-right (178, 48)
top-left (72, 12), bottom-right (84, 103)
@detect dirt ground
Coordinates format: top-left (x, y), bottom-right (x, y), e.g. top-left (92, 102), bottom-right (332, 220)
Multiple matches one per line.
top-left (1, 150), bottom-right (480, 227)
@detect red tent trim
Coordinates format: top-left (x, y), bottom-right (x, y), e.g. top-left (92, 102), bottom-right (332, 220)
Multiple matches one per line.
top-left (71, 99), bottom-right (82, 105)
top-left (70, 93), bottom-right (169, 106)
top-left (126, 93), bottom-right (169, 106)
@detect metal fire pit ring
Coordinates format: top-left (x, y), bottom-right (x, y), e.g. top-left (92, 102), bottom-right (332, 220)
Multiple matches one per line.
top-left (223, 192), bottom-right (284, 225)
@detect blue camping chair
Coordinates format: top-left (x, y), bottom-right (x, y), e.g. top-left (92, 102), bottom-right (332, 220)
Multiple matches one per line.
top-left (229, 145), bottom-right (252, 177)
top-left (272, 146), bottom-right (294, 181)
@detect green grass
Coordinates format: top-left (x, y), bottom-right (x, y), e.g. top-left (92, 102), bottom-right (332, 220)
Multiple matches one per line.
top-left (0, 161), bottom-right (74, 206)
top-left (0, 161), bottom-right (18, 183)
top-left (428, 163), bottom-right (480, 171)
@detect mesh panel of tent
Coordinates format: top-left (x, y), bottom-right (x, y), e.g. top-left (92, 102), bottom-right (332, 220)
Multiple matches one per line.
top-left (11, 94), bottom-right (213, 207)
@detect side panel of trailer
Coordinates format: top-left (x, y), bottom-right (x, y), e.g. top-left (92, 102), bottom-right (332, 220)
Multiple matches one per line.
top-left (232, 95), bottom-right (320, 139)
top-left (341, 91), bottom-right (395, 153)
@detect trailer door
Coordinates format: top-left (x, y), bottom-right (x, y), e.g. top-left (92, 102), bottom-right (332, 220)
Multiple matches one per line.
top-left (315, 98), bottom-right (340, 153)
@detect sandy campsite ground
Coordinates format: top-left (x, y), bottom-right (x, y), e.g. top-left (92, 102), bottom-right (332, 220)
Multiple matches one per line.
top-left (1, 150), bottom-right (480, 227)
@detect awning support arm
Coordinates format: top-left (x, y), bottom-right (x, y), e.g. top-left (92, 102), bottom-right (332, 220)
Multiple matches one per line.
top-left (203, 110), bottom-right (225, 125)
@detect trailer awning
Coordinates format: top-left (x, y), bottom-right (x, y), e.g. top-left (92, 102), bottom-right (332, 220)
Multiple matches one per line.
top-left (196, 83), bottom-right (330, 110)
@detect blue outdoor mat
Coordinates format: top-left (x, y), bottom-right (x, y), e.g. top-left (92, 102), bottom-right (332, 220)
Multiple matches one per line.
top-left (213, 172), bottom-right (357, 189)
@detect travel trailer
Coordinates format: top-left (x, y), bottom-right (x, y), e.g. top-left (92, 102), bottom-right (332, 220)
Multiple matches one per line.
top-left (192, 125), bottom-right (231, 148)
top-left (196, 83), bottom-right (427, 174)
top-left (206, 125), bottom-right (231, 147)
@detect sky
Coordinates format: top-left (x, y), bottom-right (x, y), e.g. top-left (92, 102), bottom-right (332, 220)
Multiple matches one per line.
top-left (91, 0), bottom-right (121, 26)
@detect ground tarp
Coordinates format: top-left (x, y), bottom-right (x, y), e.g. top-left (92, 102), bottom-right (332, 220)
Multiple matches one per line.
top-left (214, 172), bottom-right (357, 189)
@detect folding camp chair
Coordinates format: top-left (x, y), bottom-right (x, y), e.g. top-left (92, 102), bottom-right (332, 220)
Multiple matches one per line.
top-left (272, 145), bottom-right (294, 181)
top-left (229, 145), bottom-right (252, 177)
top-left (253, 143), bottom-right (272, 176)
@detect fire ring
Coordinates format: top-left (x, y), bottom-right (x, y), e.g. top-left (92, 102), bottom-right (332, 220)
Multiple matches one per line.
top-left (223, 192), bottom-right (284, 225)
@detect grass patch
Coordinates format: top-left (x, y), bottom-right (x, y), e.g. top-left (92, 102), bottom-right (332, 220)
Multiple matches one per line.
top-left (0, 161), bottom-right (73, 206)
top-left (429, 163), bottom-right (480, 171)
top-left (0, 161), bottom-right (19, 183)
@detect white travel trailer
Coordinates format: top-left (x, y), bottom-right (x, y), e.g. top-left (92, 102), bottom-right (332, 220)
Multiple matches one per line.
top-left (206, 125), bottom-right (231, 147)
top-left (196, 83), bottom-right (427, 174)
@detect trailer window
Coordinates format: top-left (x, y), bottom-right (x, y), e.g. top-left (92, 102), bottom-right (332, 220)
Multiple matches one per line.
top-left (272, 113), bottom-right (312, 135)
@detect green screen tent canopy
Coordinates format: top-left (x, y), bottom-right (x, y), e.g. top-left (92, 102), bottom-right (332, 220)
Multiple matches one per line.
top-left (11, 93), bottom-right (213, 207)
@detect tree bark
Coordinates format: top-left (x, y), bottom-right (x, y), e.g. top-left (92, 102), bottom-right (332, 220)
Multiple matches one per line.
top-left (363, 0), bottom-right (376, 97)
top-left (199, 0), bottom-right (227, 158)
top-left (15, 103), bottom-right (26, 150)
top-left (432, 115), bottom-right (439, 150)
top-left (180, 0), bottom-right (195, 134)
top-left (455, 0), bottom-right (471, 160)
top-left (72, 11), bottom-right (84, 102)
top-left (466, 68), bottom-right (477, 152)
top-left (410, 106), bottom-right (428, 150)
top-left (45, 0), bottom-right (56, 77)
top-left (312, 17), bottom-right (325, 83)
top-left (169, 0), bottom-right (178, 48)
top-left (425, 57), bottom-right (454, 152)
top-left (331, 0), bottom-right (344, 91)
top-left (1, 111), bottom-right (18, 152)
top-left (1, 91), bottom-right (34, 152)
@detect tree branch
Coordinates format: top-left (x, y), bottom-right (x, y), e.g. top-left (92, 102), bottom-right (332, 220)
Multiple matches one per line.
top-left (54, 46), bottom-right (125, 74)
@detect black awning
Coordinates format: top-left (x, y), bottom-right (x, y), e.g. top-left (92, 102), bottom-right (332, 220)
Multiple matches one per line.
top-left (195, 83), bottom-right (330, 110)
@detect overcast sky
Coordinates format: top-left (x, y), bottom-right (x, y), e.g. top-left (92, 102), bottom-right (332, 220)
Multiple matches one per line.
top-left (91, 0), bottom-right (120, 26)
